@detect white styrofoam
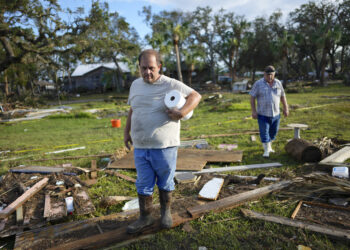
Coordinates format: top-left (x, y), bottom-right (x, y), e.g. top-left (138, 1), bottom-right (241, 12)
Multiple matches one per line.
top-left (198, 177), bottom-right (224, 200)
top-left (332, 166), bottom-right (349, 178)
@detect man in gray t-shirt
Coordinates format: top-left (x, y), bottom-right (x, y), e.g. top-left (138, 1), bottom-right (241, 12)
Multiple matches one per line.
top-left (124, 49), bottom-right (201, 234)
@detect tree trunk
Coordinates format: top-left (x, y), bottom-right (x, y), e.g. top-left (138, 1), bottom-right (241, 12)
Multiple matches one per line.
top-left (174, 43), bottom-right (183, 82)
top-left (282, 56), bottom-right (287, 88)
top-left (252, 68), bottom-right (256, 83)
top-left (188, 63), bottom-right (194, 87)
top-left (340, 46), bottom-right (345, 73)
top-left (320, 47), bottom-right (328, 86)
top-left (328, 51), bottom-right (336, 77)
top-left (4, 70), bottom-right (9, 96)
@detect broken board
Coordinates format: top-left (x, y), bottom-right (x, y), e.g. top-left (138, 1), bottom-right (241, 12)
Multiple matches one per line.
top-left (198, 177), bottom-right (224, 200)
top-left (108, 149), bottom-right (243, 171)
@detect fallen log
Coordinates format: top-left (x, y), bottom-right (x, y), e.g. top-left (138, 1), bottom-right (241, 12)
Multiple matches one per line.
top-left (285, 138), bottom-right (322, 162)
top-left (187, 181), bottom-right (291, 218)
top-left (241, 209), bottom-right (350, 241)
top-left (0, 178), bottom-right (49, 219)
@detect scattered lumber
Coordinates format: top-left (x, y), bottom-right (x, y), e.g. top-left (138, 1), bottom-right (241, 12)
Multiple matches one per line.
top-left (9, 165), bottom-right (71, 175)
top-left (187, 181), bottom-right (291, 218)
top-left (27, 153), bottom-right (113, 162)
top-left (319, 146), bottom-right (350, 164)
top-left (241, 209), bottom-right (350, 241)
top-left (195, 162), bottom-right (282, 174)
top-left (47, 213), bottom-right (193, 250)
top-left (14, 204), bottom-right (160, 249)
top-left (285, 138), bottom-right (322, 162)
top-left (108, 149), bottom-right (243, 171)
top-left (198, 178), bottom-right (224, 200)
top-left (105, 170), bottom-right (136, 183)
top-left (0, 178), bottom-right (49, 219)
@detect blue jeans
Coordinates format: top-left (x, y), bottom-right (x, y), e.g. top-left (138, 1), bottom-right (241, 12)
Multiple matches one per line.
top-left (257, 114), bottom-right (281, 143)
top-left (133, 147), bottom-right (177, 196)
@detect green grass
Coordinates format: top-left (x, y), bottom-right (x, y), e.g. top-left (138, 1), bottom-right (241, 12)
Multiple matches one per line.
top-left (1, 82), bottom-right (350, 249)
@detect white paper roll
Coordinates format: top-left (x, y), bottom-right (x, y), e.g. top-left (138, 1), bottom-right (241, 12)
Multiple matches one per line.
top-left (164, 90), bottom-right (193, 120)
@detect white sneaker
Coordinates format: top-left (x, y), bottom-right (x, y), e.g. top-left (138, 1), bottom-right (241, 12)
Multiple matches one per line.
top-left (267, 141), bottom-right (275, 153)
top-left (262, 143), bottom-right (269, 157)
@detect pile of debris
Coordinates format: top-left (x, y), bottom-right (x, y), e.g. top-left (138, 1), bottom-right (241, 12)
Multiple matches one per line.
top-left (0, 165), bottom-right (95, 238)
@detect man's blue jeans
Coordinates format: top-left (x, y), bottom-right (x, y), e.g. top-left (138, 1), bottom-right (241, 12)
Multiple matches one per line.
top-left (257, 114), bottom-right (281, 143)
top-left (133, 147), bottom-right (177, 196)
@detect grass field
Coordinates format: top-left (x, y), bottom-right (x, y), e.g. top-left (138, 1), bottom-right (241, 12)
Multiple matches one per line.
top-left (1, 82), bottom-right (350, 249)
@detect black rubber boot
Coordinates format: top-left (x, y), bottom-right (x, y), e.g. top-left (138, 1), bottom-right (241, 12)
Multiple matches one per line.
top-left (127, 194), bottom-right (154, 234)
top-left (159, 189), bottom-right (173, 229)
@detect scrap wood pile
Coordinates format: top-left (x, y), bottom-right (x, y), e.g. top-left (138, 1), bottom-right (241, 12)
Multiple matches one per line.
top-left (0, 167), bottom-right (95, 238)
top-left (13, 172), bottom-right (286, 250)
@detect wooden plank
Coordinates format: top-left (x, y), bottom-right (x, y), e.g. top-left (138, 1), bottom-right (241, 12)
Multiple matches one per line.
top-left (303, 201), bottom-right (350, 212)
top-left (27, 153), bottom-right (113, 162)
top-left (23, 207), bottom-right (34, 226)
top-left (90, 160), bottom-right (97, 179)
top-left (47, 199), bottom-right (66, 221)
top-left (14, 204), bottom-right (161, 249)
top-left (16, 206), bottom-right (23, 223)
top-left (43, 194), bottom-right (51, 218)
top-left (108, 149), bottom-right (243, 171)
top-left (291, 201), bottom-right (303, 219)
top-left (0, 178), bottom-right (49, 219)
top-left (10, 166), bottom-right (65, 174)
top-left (195, 162), bottom-right (283, 174)
top-left (74, 190), bottom-right (95, 215)
top-left (100, 196), bottom-right (136, 208)
top-left (320, 146), bottom-right (350, 164)
top-left (47, 213), bottom-right (193, 250)
top-left (187, 181), bottom-right (291, 218)
top-left (105, 170), bottom-right (136, 183)
top-left (241, 209), bottom-right (350, 241)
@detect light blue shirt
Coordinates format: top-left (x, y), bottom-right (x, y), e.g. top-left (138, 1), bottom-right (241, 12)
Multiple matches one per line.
top-left (249, 78), bottom-right (285, 117)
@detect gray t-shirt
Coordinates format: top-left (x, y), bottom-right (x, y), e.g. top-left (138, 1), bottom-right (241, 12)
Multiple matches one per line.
top-left (127, 75), bottom-right (194, 149)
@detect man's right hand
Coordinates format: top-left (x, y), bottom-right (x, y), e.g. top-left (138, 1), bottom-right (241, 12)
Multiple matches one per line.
top-left (252, 111), bottom-right (258, 119)
top-left (124, 133), bottom-right (133, 150)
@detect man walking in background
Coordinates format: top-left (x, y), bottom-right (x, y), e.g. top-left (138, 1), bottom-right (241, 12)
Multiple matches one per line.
top-left (124, 49), bottom-right (201, 233)
top-left (250, 65), bottom-right (289, 157)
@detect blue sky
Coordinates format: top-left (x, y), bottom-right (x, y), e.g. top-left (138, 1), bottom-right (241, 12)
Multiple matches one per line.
top-left (57, 0), bottom-right (328, 42)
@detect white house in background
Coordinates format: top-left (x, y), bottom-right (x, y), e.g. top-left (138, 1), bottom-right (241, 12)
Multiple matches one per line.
top-left (70, 62), bottom-right (131, 92)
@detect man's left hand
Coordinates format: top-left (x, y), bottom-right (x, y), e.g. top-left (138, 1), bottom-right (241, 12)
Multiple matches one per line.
top-left (283, 109), bottom-right (289, 117)
top-left (166, 108), bottom-right (183, 121)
